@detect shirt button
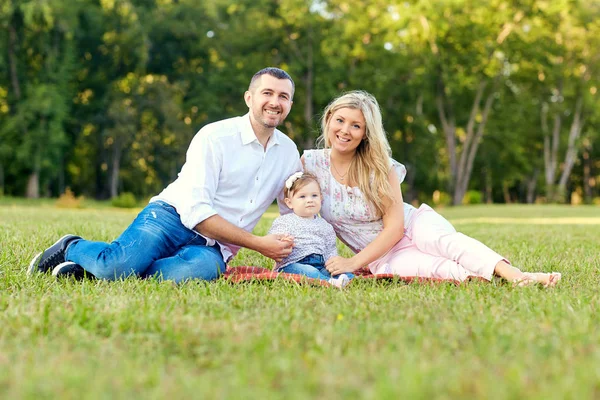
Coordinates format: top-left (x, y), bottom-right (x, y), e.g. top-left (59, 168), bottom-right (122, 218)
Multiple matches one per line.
top-left (255, 177), bottom-right (259, 181)
top-left (250, 200), bottom-right (253, 203)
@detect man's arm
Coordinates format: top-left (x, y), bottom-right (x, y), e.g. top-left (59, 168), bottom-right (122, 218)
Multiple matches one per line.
top-left (195, 215), bottom-right (292, 262)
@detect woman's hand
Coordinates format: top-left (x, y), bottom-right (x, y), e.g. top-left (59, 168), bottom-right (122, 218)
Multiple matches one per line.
top-left (325, 256), bottom-right (360, 275)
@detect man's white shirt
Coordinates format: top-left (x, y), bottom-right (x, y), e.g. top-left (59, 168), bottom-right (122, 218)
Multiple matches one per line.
top-left (151, 114), bottom-right (302, 261)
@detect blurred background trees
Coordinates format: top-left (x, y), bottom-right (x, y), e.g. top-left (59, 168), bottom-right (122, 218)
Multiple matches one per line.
top-left (1, 0), bottom-right (598, 205)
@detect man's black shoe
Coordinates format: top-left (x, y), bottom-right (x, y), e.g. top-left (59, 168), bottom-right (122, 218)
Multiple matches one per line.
top-left (52, 262), bottom-right (95, 280)
top-left (27, 234), bottom-right (82, 275)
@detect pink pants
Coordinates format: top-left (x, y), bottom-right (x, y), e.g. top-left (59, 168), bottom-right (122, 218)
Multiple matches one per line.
top-left (369, 204), bottom-right (506, 281)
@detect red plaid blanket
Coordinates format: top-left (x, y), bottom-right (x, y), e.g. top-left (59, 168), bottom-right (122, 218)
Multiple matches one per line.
top-left (223, 266), bottom-right (484, 286)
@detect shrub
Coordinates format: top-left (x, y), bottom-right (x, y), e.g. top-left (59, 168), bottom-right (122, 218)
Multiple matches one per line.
top-left (462, 190), bottom-right (483, 205)
top-left (417, 191), bottom-right (430, 207)
top-left (111, 192), bottom-right (138, 208)
top-left (56, 188), bottom-right (85, 209)
top-left (570, 190), bottom-right (583, 205)
top-left (432, 190), bottom-right (451, 207)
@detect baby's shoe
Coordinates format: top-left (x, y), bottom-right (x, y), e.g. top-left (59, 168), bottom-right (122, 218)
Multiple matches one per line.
top-left (328, 274), bottom-right (351, 289)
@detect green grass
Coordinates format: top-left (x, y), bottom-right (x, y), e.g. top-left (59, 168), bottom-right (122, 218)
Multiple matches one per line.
top-left (1, 202), bottom-right (600, 399)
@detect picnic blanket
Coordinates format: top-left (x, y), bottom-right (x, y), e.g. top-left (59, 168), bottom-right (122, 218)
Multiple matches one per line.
top-left (222, 266), bottom-right (484, 286)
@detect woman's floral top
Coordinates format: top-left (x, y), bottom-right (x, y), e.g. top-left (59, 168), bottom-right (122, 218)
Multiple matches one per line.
top-left (303, 149), bottom-right (415, 254)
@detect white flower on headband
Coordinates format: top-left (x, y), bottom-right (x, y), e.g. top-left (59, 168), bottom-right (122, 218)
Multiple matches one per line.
top-left (285, 172), bottom-right (304, 189)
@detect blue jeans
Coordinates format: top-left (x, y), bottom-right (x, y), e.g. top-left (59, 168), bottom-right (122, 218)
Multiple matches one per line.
top-left (65, 201), bottom-right (226, 283)
top-left (280, 254), bottom-right (355, 281)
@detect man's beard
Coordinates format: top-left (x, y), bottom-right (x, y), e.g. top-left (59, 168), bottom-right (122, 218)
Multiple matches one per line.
top-left (256, 110), bottom-right (281, 128)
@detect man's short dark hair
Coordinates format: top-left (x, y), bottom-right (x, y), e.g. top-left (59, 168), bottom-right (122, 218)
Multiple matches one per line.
top-left (249, 67), bottom-right (295, 98)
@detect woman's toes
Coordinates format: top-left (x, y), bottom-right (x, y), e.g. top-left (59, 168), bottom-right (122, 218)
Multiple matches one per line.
top-left (546, 272), bottom-right (562, 287)
top-left (513, 273), bottom-right (536, 287)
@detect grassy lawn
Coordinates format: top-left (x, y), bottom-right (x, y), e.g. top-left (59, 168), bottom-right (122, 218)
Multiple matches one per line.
top-left (1, 201), bottom-right (599, 399)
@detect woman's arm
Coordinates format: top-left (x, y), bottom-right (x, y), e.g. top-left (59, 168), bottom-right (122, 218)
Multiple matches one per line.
top-left (325, 168), bottom-right (405, 274)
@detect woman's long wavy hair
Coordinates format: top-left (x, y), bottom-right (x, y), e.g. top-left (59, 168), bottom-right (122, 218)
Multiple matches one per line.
top-left (317, 91), bottom-right (394, 216)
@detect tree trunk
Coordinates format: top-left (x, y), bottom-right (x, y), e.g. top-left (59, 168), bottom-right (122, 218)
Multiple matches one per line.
top-left (0, 164), bottom-right (4, 196)
top-left (542, 81), bottom-right (563, 201)
top-left (582, 139), bottom-right (593, 203)
top-left (526, 168), bottom-right (539, 204)
top-left (454, 85), bottom-right (495, 205)
top-left (26, 121), bottom-right (43, 199)
top-left (110, 145), bottom-right (122, 198)
top-left (557, 95), bottom-right (584, 194)
top-left (302, 45), bottom-right (314, 149)
top-left (26, 142), bottom-right (41, 198)
top-left (96, 128), bottom-right (108, 199)
top-left (502, 182), bottom-right (511, 204)
top-left (435, 78), bottom-right (457, 194)
top-left (8, 23), bottom-right (22, 100)
top-left (285, 21), bottom-right (315, 150)
top-left (58, 157), bottom-right (65, 196)
top-left (484, 167), bottom-right (493, 204)
top-left (10, 12), bottom-right (39, 198)
top-left (26, 172), bottom-right (40, 198)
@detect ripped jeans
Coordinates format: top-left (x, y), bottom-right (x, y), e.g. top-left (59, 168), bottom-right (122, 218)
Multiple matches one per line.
top-left (65, 201), bottom-right (226, 282)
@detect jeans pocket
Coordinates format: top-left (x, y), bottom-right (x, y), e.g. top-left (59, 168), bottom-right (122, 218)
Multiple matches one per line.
top-left (152, 200), bottom-right (176, 212)
top-left (185, 233), bottom-right (208, 247)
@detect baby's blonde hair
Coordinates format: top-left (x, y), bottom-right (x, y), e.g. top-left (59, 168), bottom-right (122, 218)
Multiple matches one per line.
top-left (284, 173), bottom-right (320, 199)
top-left (318, 91), bottom-right (394, 216)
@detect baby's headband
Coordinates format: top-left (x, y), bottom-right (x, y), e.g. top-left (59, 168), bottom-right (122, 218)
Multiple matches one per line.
top-left (285, 172), bottom-right (304, 190)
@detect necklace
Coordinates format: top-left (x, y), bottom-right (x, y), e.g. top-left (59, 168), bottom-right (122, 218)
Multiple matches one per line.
top-left (331, 160), bottom-right (350, 181)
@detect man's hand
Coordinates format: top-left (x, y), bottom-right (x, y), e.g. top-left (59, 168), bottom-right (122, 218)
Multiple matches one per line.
top-left (196, 215), bottom-right (297, 262)
top-left (257, 234), bottom-right (294, 262)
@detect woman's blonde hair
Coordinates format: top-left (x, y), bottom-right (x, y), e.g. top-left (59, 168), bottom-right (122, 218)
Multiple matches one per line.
top-left (318, 90), bottom-right (393, 216)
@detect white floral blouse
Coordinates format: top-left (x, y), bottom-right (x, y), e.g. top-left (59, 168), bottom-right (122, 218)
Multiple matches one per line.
top-left (303, 149), bottom-right (416, 254)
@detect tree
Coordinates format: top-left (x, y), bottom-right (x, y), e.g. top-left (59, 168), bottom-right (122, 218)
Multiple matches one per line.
top-left (104, 73), bottom-right (185, 198)
top-left (0, 0), bottom-right (79, 197)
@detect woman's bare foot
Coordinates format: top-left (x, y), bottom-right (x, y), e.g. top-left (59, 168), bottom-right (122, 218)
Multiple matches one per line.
top-left (520, 272), bottom-right (562, 288)
top-left (512, 275), bottom-right (537, 287)
top-left (495, 261), bottom-right (528, 282)
top-left (494, 261), bottom-right (561, 288)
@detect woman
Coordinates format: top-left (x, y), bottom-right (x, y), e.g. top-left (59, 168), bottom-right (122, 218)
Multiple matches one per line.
top-left (303, 90), bottom-right (561, 286)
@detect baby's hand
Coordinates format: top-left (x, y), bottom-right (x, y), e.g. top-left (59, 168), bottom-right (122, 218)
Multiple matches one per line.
top-left (279, 234), bottom-right (294, 245)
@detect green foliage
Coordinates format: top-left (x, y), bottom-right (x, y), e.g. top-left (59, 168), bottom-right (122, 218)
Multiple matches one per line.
top-left (462, 190), bottom-right (483, 205)
top-left (110, 192), bottom-right (137, 208)
top-left (431, 190), bottom-right (452, 207)
top-left (0, 0), bottom-right (598, 203)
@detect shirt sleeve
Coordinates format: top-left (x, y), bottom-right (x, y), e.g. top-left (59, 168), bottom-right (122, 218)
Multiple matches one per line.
top-left (390, 158), bottom-right (407, 183)
top-left (302, 150), bottom-right (315, 175)
top-left (178, 129), bottom-right (222, 230)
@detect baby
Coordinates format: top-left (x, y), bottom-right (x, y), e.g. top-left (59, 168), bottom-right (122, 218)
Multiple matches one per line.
top-left (268, 172), bottom-right (353, 288)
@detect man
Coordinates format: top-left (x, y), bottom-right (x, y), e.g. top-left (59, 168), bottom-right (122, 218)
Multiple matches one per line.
top-left (28, 67), bottom-right (301, 282)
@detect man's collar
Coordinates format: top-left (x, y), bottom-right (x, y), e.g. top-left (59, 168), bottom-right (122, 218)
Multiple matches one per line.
top-left (240, 113), bottom-right (280, 147)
